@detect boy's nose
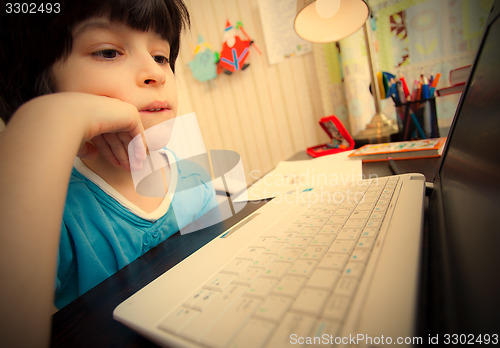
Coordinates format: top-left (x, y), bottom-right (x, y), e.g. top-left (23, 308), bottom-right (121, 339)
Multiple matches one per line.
top-left (137, 57), bottom-right (166, 87)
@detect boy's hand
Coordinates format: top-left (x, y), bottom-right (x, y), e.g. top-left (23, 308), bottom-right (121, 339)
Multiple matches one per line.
top-left (75, 94), bottom-right (147, 171)
top-left (26, 92), bottom-right (146, 171)
top-left (0, 93), bottom-right (144, 347)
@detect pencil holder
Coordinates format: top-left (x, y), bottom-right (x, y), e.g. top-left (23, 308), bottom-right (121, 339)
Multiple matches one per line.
top-left (394, 98), bottom-right (439, 141)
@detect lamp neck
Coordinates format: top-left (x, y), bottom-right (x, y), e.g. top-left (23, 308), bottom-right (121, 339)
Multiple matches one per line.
top-left (363, 19), bottom-right (382, 114)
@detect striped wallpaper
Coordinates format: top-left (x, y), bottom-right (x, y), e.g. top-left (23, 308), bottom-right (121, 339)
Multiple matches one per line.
top-left (175, 0), bottom-right (329, 184)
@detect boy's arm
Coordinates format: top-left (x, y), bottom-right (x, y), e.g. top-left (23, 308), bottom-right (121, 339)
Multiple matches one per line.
top-left (0, 92), bottom-right (143, 347)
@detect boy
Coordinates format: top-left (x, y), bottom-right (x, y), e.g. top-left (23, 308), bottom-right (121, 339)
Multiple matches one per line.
top-left (0, 0), bottom-right (216, 345)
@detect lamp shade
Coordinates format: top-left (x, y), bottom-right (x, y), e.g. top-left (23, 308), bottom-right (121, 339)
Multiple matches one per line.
top-left (294, 0), bottom-right (369, 43)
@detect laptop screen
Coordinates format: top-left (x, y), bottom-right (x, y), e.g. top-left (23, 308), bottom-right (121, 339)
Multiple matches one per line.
top-left (430, 0), bottom-right (500, 334)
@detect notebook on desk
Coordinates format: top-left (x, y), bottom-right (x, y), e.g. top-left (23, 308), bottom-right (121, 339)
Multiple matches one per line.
top-left (114, 2), bottom-right (500, 347)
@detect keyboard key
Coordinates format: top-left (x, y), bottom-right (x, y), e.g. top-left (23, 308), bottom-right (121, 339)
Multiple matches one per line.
top-left (262, 242), bottom-right (285, 255)
top-left (334, 201), bottom-right (357, 209)
top-left (318, 253), bottom-right (348, 270)
top-left (319, 224), bottom-right (342, 235)
top-left (310, 208), bottom-right (334, 219)
top-left (158, 306), bottom-right (198, 334)
top-left (370, 211), bottom-right (386, 219)
top-left (310, 318), bottom-right (341, 345)
top-left (238, 247), bottom-right (264, 260)
top-left (322, 295), bottom-right (350, 321)
top-left (361, 227), bottom-right (379, 238)
top-left (285, 224), bottom-right (305, 234)
top-left (266, 313), bottom-right (316, 348)
top-left (334, 277), bottom-right (359, 298)
top-left (329, 240), bottom-right (355, 254)
top-left (382, 192), bottom-right (395, 199)
top-left (337, 228), bottom-right (362, 240)
top-left (273, 275), bottom-right (307, 298)
top-left (356, 202), bottom-right (376, 211)
top-left (369, 176), bottom-right (387, 184)
top-left (365, 218), bottom-right (383, 229)
top-left (291, 287), bottom-right (330, 316)
top-left (254, 295), bottom-right (292, 322)
top-left (263, 261), bottom-right (291, 279)
top-left (350, 210), bottom-right (370, 219)
top-left (343, 261), bottom-right (366, 278)
top-left (222, 258), bottom-right (252, 275)
top-left (275, 232), bottom-right (297, 243)
top-left (343, 218), bottom-right (366, 229)
top-left (333, 208), bottom-right (353, 216)
top-left (182, 288), bottom-right (206, 309)
top-left (200, 297), bottom-right (262, 348)
top-left (328, 216), bottom-right (348, 225)
top-left (287, 237), bottom-right (312, 249)
top-left (310, 234), bottom-right (335, 246)
top-left (203, 273), bottom-right (236, 292)
top-left (250, 237), bottom-right (277, 248)
top-left (373, 203), bottom-right (388, 213)
top-left (360, 196), bottom-right (378, 204)
top-left (303, 217), bottom-right (328, 227)
top-left (387, 177), bottom-right (399, 183)
top-left (288, 259), bottom-right (317, 277)
top-left (185, 289), bottom-right (219, 311)
top-left (357, 237), bottom-right (375, 249)
top-left (364, 191), bottom-right (381, 198)
top-left (276, 248), bottom-right (302, 262)
top-left (246, 277), bottom-right (279, 299)
top-left (350, 248), bottom-right (371, 263)
top-left (228, 318), bottom-right (276, 348)
top-left (233, 268), bottom-right (263, 286)
top-left (179, 285), bottom-right (246, 342)
top-left (249, 253), bottom-right (276, 269)
top-left (289, 221), bottom-right (310, 228)
top-left (306, 268), bottom-right (340, 290)
top-left (298, 227), bottom-right (321, 237)
top-left (301, 246), bottom-right (327, 260)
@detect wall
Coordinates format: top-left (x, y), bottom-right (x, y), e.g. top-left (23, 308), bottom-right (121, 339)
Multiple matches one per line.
top-left (175, 0), bottom-right (328, 184)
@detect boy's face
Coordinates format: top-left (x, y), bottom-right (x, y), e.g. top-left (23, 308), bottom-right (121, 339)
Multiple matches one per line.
top-left (51, 17), bottom-right (177, 130)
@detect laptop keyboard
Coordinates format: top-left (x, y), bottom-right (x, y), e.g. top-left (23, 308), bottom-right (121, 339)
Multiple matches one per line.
top-left (158, 176), bottom-right (399, 347)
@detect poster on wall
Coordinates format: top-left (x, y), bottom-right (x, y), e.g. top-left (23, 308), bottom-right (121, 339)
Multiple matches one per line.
top-left (258, 0), bottom-right (312, 65)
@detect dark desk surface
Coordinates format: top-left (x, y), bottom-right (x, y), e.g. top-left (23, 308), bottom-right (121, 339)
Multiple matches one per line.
top-left (51, 156), bottom-right (440, 347)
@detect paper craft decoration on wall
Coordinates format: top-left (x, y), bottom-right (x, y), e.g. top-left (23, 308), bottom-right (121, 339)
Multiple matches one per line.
top-left (188, 35), bottom-right (219, 83)
top-left (218, 20), bottom-right (259, 75)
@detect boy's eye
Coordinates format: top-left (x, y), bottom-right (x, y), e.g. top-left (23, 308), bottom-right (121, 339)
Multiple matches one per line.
top-left (92, 49), bottom-right (121, 59)
top-left (153, 55), bottom-right (170, 65)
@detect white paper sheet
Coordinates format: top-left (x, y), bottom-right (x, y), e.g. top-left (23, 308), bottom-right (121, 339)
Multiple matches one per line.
top-left (257, 0), bottom-right (312, 65)
top-left (242, 150), bottom-right (363, 201)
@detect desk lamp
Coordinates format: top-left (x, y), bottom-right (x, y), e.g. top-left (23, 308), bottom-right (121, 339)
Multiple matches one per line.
top-left (294, 0), bottom-right (398, 143)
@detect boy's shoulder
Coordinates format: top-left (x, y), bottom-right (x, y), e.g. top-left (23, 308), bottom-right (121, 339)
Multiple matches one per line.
top-left (68, 167), bottom-right (90, 185)
top-left (67, 168), bottom-right (108, 200)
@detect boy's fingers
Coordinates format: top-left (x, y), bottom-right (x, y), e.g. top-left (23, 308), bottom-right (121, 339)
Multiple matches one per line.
top-left (102, 133), bottom-right (130, 170)
top-left (77, 142), bottom-right (98, 160)
top-left (84, 97), bottom-right (143, 143)
top-left (91, 135), bottom-right (121, 168)
top-left (117, 132), bottom-right (132, 146)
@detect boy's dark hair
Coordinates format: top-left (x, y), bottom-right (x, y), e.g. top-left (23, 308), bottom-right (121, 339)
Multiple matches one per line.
top-left (0, 0), bottom-right (190, 123)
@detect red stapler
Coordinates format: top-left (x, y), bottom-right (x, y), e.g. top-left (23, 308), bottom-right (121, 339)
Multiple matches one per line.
top-left (306, 115), bottom-right (355, 157)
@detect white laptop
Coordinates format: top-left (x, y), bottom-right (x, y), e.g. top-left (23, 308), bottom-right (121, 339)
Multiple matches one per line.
top-left (114, 2), bottom-right (500, 347)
